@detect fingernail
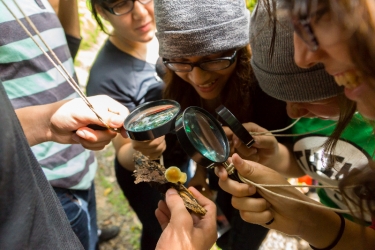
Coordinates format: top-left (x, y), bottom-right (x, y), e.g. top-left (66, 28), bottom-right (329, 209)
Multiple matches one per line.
top-left (167, 188), bottom-right (178, 195)
top-left (76, 130), bottom-right (86, 139)
top-left (217, 168), bottom-right (223, 178)
top-left (109, 115), bottom-right (125, 126)
top-left (249, 148), bottom-right (257, 155)
top-left (237, 156), bottom-right (244, 165)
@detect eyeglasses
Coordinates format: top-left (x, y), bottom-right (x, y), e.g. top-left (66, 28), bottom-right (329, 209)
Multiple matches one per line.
top-left (163, 51), bottom-right (237, 72)
top-left (290, 0), bottom-right (319, 51)
top-left (103, 0), bottom-right (152, 16)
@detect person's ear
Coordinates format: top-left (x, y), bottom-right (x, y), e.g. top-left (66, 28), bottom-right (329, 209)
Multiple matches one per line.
top-left (95, 4), bottom-right (109, 21)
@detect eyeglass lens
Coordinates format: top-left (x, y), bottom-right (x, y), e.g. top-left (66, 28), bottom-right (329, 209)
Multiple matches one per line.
top-left (291, 0), bottom-right (319, 51)
top-left (112, 0), bottom-right (151, 15)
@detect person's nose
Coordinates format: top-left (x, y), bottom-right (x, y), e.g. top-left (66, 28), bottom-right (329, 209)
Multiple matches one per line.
top-left (293, 33), bottom-right (320, 69)
top-left (286, 102), bottom-right (309, 119)
top-left (132, 1), bottom-right (148, 20)
top-left (187, 67), bottom-right (211, 85)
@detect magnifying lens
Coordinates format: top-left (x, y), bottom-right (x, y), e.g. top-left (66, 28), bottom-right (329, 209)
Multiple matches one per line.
top-left (124, 99), bottom-right (181, 141)
top-left (175, 106), bottom-right (230, 168)
top-left (124, 100), bottom-right (254, 183)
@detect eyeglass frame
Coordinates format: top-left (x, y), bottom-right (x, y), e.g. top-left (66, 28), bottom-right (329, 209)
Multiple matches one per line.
top-left (290, 0), bottom-right (319, 51)
top-left (162, 50), bottom-right (238, 72)
top-left (102, 0), bottom-right (152, 16)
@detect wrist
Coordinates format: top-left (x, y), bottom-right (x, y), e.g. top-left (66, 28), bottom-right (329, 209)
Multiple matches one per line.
top-left (15, 102), bottom-right (63, 146)
top-left (309, 213), bottom-right (345, 250)
top-left (299, 207), bottom-right (343, 248)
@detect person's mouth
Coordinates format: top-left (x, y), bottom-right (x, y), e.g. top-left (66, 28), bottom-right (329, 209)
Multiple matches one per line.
top-left (197, 80), bottom-right (216, 88)
top-left (194, 79), bottom-right (218, 93)
top-left (136, 22), bottom-right (151, 31)
top-left (333, 70), bottom-right (362, 89)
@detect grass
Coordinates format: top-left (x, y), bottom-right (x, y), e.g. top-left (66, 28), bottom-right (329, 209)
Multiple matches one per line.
top-left (94, 145), bottom-right (142, 250)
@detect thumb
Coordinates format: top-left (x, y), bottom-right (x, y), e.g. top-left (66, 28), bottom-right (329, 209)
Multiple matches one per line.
top-left (232, 153), bottom-right (277, 184)
top-left (165, 188), bottom-right (191, 223)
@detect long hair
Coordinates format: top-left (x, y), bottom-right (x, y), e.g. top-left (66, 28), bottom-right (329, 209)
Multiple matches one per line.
top-left (163, 45), bottom-right (256, 123)
top-left (308, 0), bottom-right (375, 222)
top-left (261, 0), bottom-right (375, 224)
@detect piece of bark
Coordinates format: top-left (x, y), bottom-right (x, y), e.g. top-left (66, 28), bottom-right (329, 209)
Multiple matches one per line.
top-left (133, 151), bottom-right (207, 216)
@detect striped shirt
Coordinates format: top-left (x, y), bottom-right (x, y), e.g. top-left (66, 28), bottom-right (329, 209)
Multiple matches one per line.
top-left (0, 0), bottom-right (97, 190)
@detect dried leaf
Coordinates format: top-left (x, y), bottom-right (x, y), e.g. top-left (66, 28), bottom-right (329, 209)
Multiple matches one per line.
top-left (133, 151), bottom-right (206, 215)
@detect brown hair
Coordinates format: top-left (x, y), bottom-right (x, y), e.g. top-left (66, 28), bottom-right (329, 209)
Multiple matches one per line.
top-left (261, 0), bottom-right (375, 223)
top-left (87, 0), bottom-right (118, 34)
top-left (162, 45), bottom-right (256, 123)
top-left (310, 0), bottom-right (375, 221)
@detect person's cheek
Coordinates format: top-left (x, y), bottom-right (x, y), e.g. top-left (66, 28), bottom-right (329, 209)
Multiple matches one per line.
top-left (286, 102), bottom-right (309, 119)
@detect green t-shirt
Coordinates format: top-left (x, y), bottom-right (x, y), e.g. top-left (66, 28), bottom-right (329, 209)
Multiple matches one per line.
top-left (292, 114), bottom-right (374, 222)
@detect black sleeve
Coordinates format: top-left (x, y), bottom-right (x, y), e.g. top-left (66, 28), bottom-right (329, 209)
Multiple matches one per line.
top-left (65, 33), bottom-right (82, 60)
top-left (0, 83), bottom-right (84, 250)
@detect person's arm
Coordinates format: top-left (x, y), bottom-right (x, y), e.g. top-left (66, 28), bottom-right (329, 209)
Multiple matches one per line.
top-left (56, 0), bottom-right (80, 39)
top-left (216, 154), bottom-right (375, 249)
top-left (15, 95), bottom-right (128, 149)
top-left (113, 135), bottom-right (166, 171)
top-left (155, 187), bottom-right (217, 250)
top-left (49, 0), bottom-right (81, 59)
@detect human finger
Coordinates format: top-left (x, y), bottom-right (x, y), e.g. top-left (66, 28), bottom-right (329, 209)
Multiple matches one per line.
top-left (72, 127), bottom-right (116, 150)
top-left (233, 137), bottom-right (258, 158)
top-left (81, 95), bottom-right (129, 130)
top-left (217, 170), bottom-right (257, 197)
top-left (155, 200), bottom-right (170, 230)
top-left (239, 209), bottom-right (274, 225)
top-left (187, 187), bottom-right (217, 241)
top-left (239, 123), bottom-right (277, 149)
top-left (214, 165), bottom-right (228, 180)
top-left (231, 153), bottom-right (280, 184)
top-left (132, 136), bottom-right (166, 159)
top-left (232, 196), bottom-right (270, 213)
top-left (165, 188), bottom-right (192, 225)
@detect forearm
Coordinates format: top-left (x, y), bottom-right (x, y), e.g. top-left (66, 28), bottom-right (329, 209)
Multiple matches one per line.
top-left (58, 0), bottom-right (80, 38)
top-left (15, 100), bottom-right (69, 146)
top-left (299, 206), bottom-right (375, 249)
top-left (113, 135), bottom-right (137, 171)
top-left (266, 143), bottom-right (305, 177)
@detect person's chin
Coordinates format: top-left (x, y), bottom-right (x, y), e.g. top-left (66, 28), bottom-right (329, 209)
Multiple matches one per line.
top-left (357, 103), bottom-right (375, 120)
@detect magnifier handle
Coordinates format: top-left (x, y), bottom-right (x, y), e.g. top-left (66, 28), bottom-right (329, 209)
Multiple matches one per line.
top-left (87, 124), bottom-right (108, 130)
top-left (73, 124), bottom-right (120, 133)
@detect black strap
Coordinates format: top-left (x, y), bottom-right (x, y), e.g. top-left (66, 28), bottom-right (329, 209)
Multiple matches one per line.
top-left (310, 213), bottom-right (345, 250)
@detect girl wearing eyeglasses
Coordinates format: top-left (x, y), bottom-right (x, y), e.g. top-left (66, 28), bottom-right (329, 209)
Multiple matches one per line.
top-left (85, 0), bottom-right (187, 249)
top-left (132, 0), bottom-right (292, 249)
top-left (217, 0), bottom-right (375, 249)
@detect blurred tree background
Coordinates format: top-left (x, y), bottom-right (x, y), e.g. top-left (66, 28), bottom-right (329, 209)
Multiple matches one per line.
top-left (247, 0), bottom-right (257, 10)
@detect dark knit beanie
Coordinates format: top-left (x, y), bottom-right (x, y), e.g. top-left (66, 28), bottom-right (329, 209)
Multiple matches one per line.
top-left (155, 0), bottom-right (250, 59)
top-left (250, 3), bottom-right (343, 102)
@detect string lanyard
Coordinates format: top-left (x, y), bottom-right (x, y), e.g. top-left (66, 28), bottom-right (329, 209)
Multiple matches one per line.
top-left (2, 0), bottom-right (119, 133)
top-left (5, 0), bottom-right (357, 215)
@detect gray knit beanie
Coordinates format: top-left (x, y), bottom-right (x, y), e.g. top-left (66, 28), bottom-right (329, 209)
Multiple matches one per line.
top-left (250, 3), bottom-right (343, 102)
top-left (155, 0), bottom-right (250, 59)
